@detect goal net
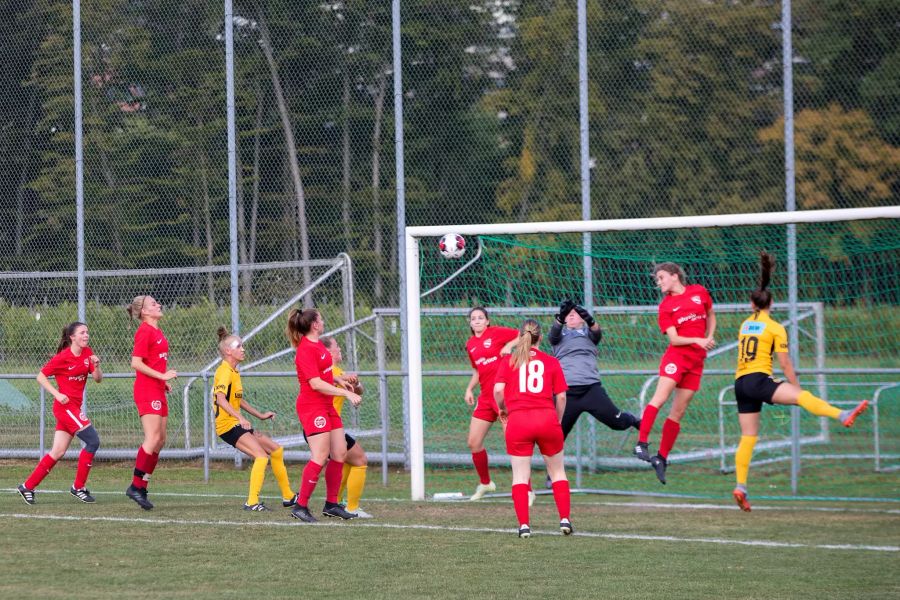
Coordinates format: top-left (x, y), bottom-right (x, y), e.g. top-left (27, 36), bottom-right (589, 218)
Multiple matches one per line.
top-left (404, 207), bottom-right (900, 501)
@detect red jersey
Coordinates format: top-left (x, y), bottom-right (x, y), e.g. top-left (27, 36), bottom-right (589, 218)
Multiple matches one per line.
top-left (494, 348), bottom-right (568, 414)
top-left (466, 326), bottom-right (518, 399)
top-left (658, 284), bottom-right (713, 356)
top-left (295, 336), bottom-right (334, 407)
top-left (132, 321), bottom-right (169, 401)
top-left (41, 346), bottom-right (95, 408)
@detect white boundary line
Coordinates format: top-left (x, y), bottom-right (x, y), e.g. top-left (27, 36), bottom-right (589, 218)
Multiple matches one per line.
top-left (0, 512), bottom-right (895, 553)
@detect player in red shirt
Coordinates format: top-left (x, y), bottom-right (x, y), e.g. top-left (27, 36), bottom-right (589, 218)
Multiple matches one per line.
top-left (493, 319), bottom-right (571, 538)
top-left (125, 295), bottom-right (177, 509)
top-left (287, 308), bottom-right (361, 522)
top-left (633, 263), bottom-right (716, 484)
top-left (463, 307), bottom-right (519, 500)
top-left (17, 322), bottom-right (103, 505)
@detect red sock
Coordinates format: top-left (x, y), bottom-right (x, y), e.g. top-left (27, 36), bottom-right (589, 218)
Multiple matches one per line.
top-left (472, 449), bottom-right (491, 485)
top-left (147, 452), bottom-right (160, 475)
top-left (324, 460), bottom-right (344, 503)
top-left (298, 460), bottom-right (324, 507)
top-left (638, 404), bottom-right (660, 444)
top-left (511, 483), bottom-right (530, 526)
top-left (551, 480), bottom-right (571, 520)
top-left (73, 450), bottom-right (94, 489)
top-left (132, 446), bottom-right (152, 489)
top-left (658, 418), bottom-right (681, 459)
top-left (25, 454), bottom-right (58, 490)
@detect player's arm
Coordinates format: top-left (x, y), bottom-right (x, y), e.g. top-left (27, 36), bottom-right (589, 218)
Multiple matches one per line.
top-left (776, 352), bottom-right (800, 387)
top-left (90, 354), bottom-right (103, 383)
top-left (493, 381), bottom-right (506, 417)
top-left (702, 306), bottom-right (717, 346)
top-left (554, 392), bottom-right (567, 423)
top-left (309, 376), bottom-right (361, 407)
top-left (464, 369), bottom-right (479, 405)
top-left (130, 356), bottom-right (177, 381)
top-left (36, 372), bottom-right (68, 404)
top-left (215, 392), bottom-right (251, 429)
top-left (240, 398), bottom-right (275, 421)
top-left (663, 326), bottom-right (710, 348)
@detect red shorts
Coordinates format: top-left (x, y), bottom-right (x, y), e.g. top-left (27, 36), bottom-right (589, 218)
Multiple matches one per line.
top-left (504, 409), bottom-right (564, 457)
top-left (135, 398), bottom-right (169, 417)
top-left (297, 401), bottom-right (343, 436)
top-left (471, 393), bottom-right (500, 423)
top-left (658, 347), bottom-right (706, 391)
top-left (53, 403), bottom-right (91, 435)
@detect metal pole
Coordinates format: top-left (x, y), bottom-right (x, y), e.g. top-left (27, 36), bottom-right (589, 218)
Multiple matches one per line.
top-left (392, 0), bottom-right (411, 474)
top-left (782, 0), bottom-right (800, 495)
top-left (73, 0), bottom-right (85, 322)
top-left (225, 0), bottom-right (240, 335)
top-left (376, 314), bottom-right (390, 486)
top-left (203, 374), bottom-right (210, 482)
top-left (39, 388), bottom-right (46, 456)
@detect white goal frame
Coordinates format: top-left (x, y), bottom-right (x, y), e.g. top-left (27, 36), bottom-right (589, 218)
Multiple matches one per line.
top-left (404, 206), bottom-right (900, 500)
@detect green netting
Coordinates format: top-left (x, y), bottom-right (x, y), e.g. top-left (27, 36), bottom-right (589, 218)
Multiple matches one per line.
top-left (417, 219), bottom-right (900, 501)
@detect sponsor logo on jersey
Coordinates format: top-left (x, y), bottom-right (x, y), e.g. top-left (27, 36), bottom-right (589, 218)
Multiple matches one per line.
top-left (151, 400), bottom-right (162, 411)
top-left (475, 356), bottom-right (498, 367)
top-left (740, 321), bottom-right (766, 335)
top-left (676, 313), bottom-right (705, 326)
top-left (68, 374), bottom-right (87, 382)
top-left (691, 295), bottom-right (702, 304)
top-left (664, 363), bottom-right (678, 375)
top-left (314, 416), bottom-right (327, 428)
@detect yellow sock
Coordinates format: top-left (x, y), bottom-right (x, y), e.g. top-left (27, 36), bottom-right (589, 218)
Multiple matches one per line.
top-left (269, 447), bottom-right (293, 501)
top-left (338, 462), bottom-right (352, 504)
top-left (797, 390), bottom-right (842, 420)
top-left (735, 436), bottom-right (757, 487)
top-left (247, 457), bottom-right (268, 505)
top-left (345, 465), bottom-right (367, 512)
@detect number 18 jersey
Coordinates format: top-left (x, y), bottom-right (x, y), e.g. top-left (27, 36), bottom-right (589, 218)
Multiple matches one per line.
top-left (494, 348), bottom-right (568, 414)
top-left (735, 310), bottom-right (788, 379)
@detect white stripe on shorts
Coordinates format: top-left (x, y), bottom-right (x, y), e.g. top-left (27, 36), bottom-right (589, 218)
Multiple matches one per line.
top-left (65, 409), bottom-right (85, 428)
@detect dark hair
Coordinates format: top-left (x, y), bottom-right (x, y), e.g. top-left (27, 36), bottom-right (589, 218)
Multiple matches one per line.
top-left (653, 262), bottom-right (686, 285)
top-left (57, 322), bottom-right (87, 353)
top-left (287, 308), bottom-right (320, 347)
top-left (510, 319), bottom-right (541, 369)
top-left (468, 306), bottom-right (489, 335)
top-left (751, 251), bottom-right (775, 311)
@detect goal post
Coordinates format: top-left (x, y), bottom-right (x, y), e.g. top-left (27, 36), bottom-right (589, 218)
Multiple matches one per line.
top-left (405, 206), bottom-right (900, 501)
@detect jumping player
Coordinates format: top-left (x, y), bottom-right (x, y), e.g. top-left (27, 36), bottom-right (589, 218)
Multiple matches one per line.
top-left (633, 263), bottom-right (716, 484)
top-left (18, 322), bottom-right (103, 505)
top-left (731, 252), bottom-right (869, 512)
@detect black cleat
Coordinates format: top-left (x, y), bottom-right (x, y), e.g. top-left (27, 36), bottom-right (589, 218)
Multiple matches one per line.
top-left (560, 518), bottom-right (573, 535)
top-left (243, 502), bottom-right (270, 512)
top-left (322, 501), bottom-right (357, 520)
top-left (290, 504), bottom-right (318, 523)
top-left (70, 486), bottom-right (96, 503)
top-left (650, 454), bottom-right (667, 485)
top-left (633, 442), bottom-right (651, 462)
top-left (282, 493), bottom-right (298, 508)
top-left (625, 412), bottom-right (641, 431)
top-left (17, 483), bottom-right (35, 505)
top-left (545, 474), bottom-right (552, 490)
top-left (518, 524), bottom-right (531, 538)
top-left (125, 484), bottom-right (154, 510)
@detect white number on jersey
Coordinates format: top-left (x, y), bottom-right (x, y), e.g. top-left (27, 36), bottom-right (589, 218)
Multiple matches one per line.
top-left (518, 360), bottom-right (545, 394)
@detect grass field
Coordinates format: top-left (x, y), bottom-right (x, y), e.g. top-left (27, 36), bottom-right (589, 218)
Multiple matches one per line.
top-left (1, 460), bottom-right (897, 599)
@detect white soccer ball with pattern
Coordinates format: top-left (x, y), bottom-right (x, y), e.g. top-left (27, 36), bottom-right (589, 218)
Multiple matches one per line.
top-left (439, 233), bottom-right (466, 259)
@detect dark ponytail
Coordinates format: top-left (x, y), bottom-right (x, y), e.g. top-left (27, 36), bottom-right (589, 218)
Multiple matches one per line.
top-left (750, 251), bottom-right (775, 311)
top-left (57, 322), bottom-right (87, 353)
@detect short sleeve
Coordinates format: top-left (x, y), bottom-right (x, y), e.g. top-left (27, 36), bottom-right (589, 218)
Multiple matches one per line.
top-left (40, 353), bottom-right (63, 377)
top-left (658, 302), bottom-right (673, 334)
top-left (702, 286), bottom-right (713, 311)
top-left (132, 325), bottom-right (151, 359)
top-left (494, 358), bottom-right (510, 388)
top-left (773, 324), bottom-right (789, 353)
top-left (495, 327), bottom-right (518, 345)
top-left (296, 344), bottom-right (322, 383)
top-left (465, 340), bottom-right (477, 369)
top-left (213, 365), bottom-right (229, 395)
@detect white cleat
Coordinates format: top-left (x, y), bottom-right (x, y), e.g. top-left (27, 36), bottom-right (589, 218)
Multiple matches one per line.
top-left (351, 508), bottom-right (375, 519)
top-left (469, 480), bottom-right (496, 501)
top-left (528, 490), bottom-right (536, 507)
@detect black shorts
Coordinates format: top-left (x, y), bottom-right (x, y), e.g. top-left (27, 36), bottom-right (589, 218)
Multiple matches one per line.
top-left (735, 372), bottom-right (784, 414)
top-left (219, 425), bottom-right (254, 447)
top-left (302, 429), bottom-right (356, 451)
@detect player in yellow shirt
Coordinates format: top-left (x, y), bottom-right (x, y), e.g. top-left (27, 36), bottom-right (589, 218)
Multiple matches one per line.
top-left (213, 326), bottom-right (296, 511)
top-left (732, 252), bottom-right (869, 512)
top-left (321, 336), bottom-right (373, 519)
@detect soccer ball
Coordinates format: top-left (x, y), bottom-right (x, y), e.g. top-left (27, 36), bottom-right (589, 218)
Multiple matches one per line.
top-left (439, 233), bottom-right (466, 259)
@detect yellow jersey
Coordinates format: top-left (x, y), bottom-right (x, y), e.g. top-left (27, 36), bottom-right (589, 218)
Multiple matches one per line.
top-left (332, 365), bottom-right (346, 417)
top-left (735, 310), bottom-right (789, 379)
top-left (213, 361), bottom-right (243, 435)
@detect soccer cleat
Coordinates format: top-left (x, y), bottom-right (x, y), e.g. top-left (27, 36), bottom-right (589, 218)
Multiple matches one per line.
top-left (626, 412), bottom-right (641, 430)
top-left (528, 490), bottom-right (536, 507)
top-left (733, 488), bottom-right (752, 513)
top-left (544, 474), bottom-right (552, 490)
top-left (322, 502), bottom-right (358, 520)
top-left (841, 400), bottom-right (869, 428)
top-left (290, 505), bottom-right (318, 523)
top-left (650, 454), bottom-right (667, 485)
top-left (125, 484), bottom-right (154, 510)
top-left (243, 502), bottom-right (270, 512)
top-left (633, 442), bottom-right (651, 462)
top-left (282, 493), bottom-right (298, 508)
top-left (70, 486), bottom-right (96, 503)
top-left (469, 480), bottom-right (496, 501)
top-left (17, 483), bottom-right (35, 505)
top-left (351, 508), bottom-right (374, 519)
top-left (560, 518), bottom-right (573, 535)
top-left (518, 524), bottom-right (531, 539)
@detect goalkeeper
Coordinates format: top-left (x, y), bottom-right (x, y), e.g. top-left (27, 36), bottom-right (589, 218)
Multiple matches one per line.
top-left (549, 300), bottom-right (640, 449)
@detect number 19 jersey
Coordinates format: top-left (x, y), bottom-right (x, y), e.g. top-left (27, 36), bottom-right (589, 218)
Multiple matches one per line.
top-left (735, 310), bottom-right (788, 379)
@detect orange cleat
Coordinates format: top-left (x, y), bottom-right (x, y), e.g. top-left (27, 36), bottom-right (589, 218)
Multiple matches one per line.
top-left (841, 400), bottom-right (870, 428)
top-left (733, 488), bottom-right (751, 512)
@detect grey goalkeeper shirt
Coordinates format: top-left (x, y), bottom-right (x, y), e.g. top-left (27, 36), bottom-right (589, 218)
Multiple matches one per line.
top-left (548, 322), bottom-right (603, 386)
